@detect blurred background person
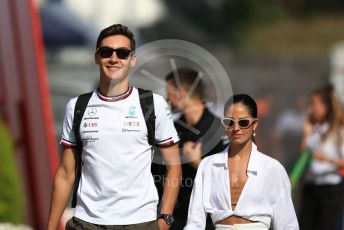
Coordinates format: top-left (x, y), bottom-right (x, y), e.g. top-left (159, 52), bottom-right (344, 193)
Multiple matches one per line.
top-left (299, 85), bottom-right (344, 230)
top-left (272, 94), bottom-right (307, 172)
top-left (254, 90), bottom-right (277, 157)
top-left (152, 68), bottom-right (228, 230)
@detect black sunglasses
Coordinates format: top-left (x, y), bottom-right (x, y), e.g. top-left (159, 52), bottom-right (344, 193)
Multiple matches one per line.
top-left (97, 47), bottom-right (132, 59)
top-left (221, 118), bottom-right (258, 129)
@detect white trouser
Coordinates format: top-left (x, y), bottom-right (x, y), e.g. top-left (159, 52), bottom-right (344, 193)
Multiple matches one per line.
top-left (215, 223), bottom-right (268, 230)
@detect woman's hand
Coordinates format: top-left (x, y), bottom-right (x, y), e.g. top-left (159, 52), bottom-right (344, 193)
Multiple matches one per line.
top-left (312, 151), bottom-right (344, 168)
top-left (312, 150), bottom-right (331, 162)
top-left (303, 119), bottom-right (313, 138)
top-left (301, 119), bottom-right (313, 150)
top-left (328, 158), bottom-right (344, 168)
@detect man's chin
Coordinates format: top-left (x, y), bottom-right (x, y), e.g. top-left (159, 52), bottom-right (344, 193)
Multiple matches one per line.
top-left (102, 73), bottom-right (127, 83)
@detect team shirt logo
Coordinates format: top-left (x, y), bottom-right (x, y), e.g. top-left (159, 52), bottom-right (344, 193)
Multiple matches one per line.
top-left (123, 105), bottom-right (141, 132)
top-left (87, 108), bottom-right (97, 116)
top-left (128, 106), bottom-right (136, 117)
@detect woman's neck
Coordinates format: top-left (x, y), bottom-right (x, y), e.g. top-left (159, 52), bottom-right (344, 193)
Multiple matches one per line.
top-left (229, 140), bottom-right (252, 159)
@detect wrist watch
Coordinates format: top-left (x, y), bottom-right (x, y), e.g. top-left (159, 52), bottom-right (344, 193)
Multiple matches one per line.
top-left (158, 214), bottom-right (175, 225)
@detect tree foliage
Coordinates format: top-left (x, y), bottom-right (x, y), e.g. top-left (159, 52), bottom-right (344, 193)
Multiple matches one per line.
top-left (0, 120), bottom-right (23, 223)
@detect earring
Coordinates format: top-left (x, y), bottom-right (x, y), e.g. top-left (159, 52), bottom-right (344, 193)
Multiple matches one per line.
top-left (253, 132), bottom-right (256, 137)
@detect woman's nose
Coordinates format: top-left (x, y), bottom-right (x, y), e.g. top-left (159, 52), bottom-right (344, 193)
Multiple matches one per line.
top-left (233, 122), bottom-right (240, 131)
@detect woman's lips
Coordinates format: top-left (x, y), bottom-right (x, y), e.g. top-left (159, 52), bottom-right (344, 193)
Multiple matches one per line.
top-left (231, 133), bottom-right (242, 139)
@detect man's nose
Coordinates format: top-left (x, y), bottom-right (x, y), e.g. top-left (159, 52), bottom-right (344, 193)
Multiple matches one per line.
top-left (109, 51), bottom-right (119, 62)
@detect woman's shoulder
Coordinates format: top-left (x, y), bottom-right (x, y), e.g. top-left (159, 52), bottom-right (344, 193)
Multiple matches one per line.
top-left (199, 150), bottom-right (227, 169)
top-left (256, 150), bottom-right (290, 185)
top-left (256, 150), bottom-right (287, 173)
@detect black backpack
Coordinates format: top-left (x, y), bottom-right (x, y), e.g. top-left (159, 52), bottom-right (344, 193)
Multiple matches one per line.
top-left (70, 88), bottom-right (156, 208)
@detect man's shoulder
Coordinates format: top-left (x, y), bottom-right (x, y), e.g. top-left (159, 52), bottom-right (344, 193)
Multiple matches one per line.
top-left (202, 108), bottom-right (222, 123)
top-left (65, 96), bottom-right (78, 112)
top-left (151, 92), bottom-right (165, 104)
top-left (68, 91), bottom-right (95, 107)
top-left (134, 87), bottom-right (166, 105)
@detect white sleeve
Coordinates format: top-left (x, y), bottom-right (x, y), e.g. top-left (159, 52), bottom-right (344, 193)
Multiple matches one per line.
top-left (153, 94), bottom-right (179, 147)
top-left (271, 164), bottom-right (299, 230)
top-left (60, 98), bottom-right (77, 148)
top-left (184, 161), bottom-right (207, 230)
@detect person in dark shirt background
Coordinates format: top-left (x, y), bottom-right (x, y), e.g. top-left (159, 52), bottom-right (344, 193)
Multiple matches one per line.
top-left (152, 68), bottom-right (228, 230)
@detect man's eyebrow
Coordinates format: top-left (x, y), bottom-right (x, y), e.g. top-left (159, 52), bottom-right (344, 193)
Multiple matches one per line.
top-left (116, 46), bottom-right (131, 50)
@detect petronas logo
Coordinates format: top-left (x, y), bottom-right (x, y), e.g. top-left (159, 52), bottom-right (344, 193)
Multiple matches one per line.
top-left (128, 106), bottom-right (136, 117)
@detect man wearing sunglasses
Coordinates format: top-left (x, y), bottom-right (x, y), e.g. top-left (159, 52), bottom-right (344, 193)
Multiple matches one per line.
top-left (48, 24), bottom-right (181, 230)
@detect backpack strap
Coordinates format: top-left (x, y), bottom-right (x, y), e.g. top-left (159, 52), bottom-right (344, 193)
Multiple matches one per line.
top-left (138, 88), bottom-right (156, 146)
top-left (71, 92), bottom-right (93, 208)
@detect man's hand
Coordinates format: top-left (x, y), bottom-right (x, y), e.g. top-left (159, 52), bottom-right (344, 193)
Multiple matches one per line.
top-left (182, 141), bottom-right (202, 168)
top-left (158, 218), bottom-right (170, 230)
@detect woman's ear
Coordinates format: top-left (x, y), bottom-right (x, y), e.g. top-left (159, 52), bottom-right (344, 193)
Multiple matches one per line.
top-left (252, 119), bottom-right (259, 132)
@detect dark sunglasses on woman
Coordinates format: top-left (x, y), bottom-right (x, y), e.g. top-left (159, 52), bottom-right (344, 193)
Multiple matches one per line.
top-left (97, 47), bottom-right (132, 59)
top-left (221, 118), bottom-right (258, 129)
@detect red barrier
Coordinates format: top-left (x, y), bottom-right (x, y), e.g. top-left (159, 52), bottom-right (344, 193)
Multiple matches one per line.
top-left (0, 0), bottom-right (59, 228)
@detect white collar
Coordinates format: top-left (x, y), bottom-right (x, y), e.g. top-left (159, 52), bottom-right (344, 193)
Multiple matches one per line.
top-left (214, 143), bottom-right (259, 176)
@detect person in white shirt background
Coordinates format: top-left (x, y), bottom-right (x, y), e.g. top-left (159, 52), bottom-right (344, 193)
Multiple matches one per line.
top-left (299, 85), bottom-right (344, 230)
top-left (184, 94), bottom-right (299, 230)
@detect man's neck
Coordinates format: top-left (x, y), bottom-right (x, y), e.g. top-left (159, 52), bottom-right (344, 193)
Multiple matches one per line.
top-left (183, 101), bottom-right (205, 126)
top-left (99, 78), bottom-right (129, 97)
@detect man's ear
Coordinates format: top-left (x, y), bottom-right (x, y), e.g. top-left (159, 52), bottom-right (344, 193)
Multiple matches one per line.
top-left (129, 54), bottom-right (136, 67)
top-left (180, 86), bottom-right (190, 98)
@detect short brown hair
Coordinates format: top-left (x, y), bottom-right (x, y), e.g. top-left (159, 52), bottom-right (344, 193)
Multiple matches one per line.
top-left (166, 68), bottom-right (204, 99)
top-left (96, 24), bottom-right (135, 51)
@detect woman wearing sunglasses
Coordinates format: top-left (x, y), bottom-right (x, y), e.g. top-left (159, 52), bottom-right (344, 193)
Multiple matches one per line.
top-left (184, 94), bottom-right (299, 230)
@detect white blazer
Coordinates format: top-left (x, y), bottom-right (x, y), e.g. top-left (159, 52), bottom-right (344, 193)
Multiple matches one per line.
top-left (184, 144), bottom-right (299, 230)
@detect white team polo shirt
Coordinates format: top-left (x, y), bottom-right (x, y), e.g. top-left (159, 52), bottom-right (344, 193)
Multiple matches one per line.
top-left (60, 85), bottom-right (179, 225)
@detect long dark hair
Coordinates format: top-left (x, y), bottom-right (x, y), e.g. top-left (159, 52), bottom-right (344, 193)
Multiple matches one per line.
top-left (311, 85), bottom-right (343, 144)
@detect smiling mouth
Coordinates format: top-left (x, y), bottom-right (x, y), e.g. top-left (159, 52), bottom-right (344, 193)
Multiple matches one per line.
top-left (106, 65), bottom-right (121, 71)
